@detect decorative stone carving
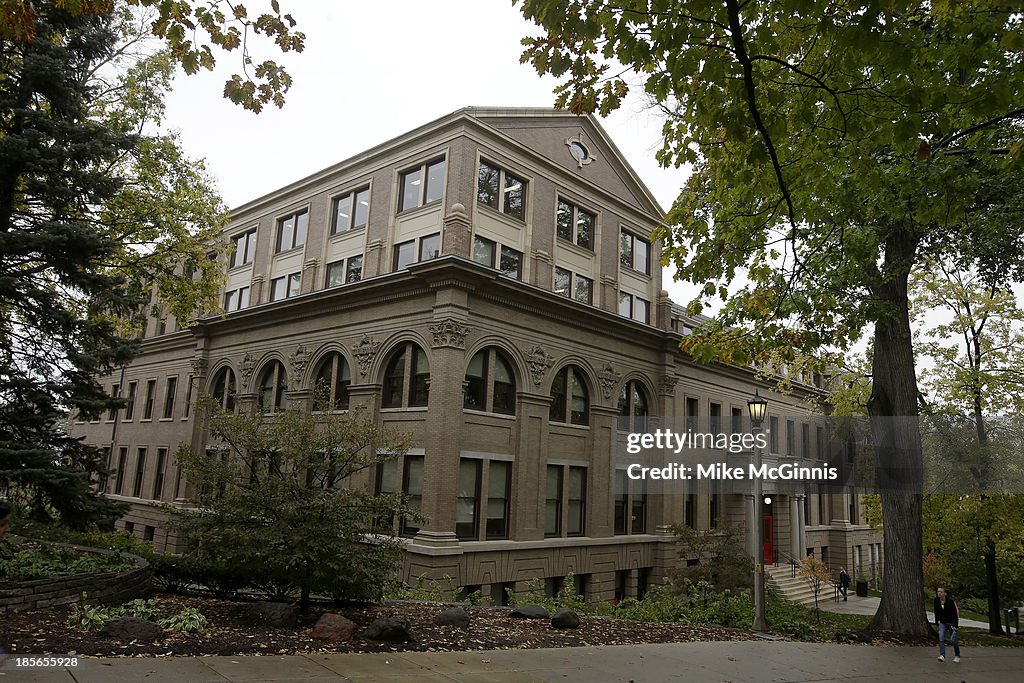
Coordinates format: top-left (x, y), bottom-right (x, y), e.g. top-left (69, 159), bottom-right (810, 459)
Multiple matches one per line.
top-left (189, 357), bottom-right (209, 377)
top-left (239, 352), bottom-right (256, 388)
top-left (351, 335), bottom-right (380, 377)
top-left (597, 363), bottom-right (622, 400)
top-left (430, 319), bottom-right (470, 349)
top-left (658, 374), bottom-right (678, 394)
top-left (525, 345), bottom-right (554, 386)
top-left (288, 344), bottom-right (312, 389)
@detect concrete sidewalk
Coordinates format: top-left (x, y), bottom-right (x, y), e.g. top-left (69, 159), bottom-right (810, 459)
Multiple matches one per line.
top-left (816, 593), bottom-right (994, 629)
top-left (3, 641), bottom-right (1023, 682)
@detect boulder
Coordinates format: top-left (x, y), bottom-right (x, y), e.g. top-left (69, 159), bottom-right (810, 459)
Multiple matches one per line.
top-left (363, 617), bottom-right (413, 642)
top-left (311, 613), bottom-right (358, 642)
top-left (510, 604), bottom-right (550, 619)
top-left (551, 608), bottom-right (581, 629)
top-left (98, 617), bottom-right (163, 641)
top-left (434, 606), bottom-right (470, 628)
top-left (244, 602), bottom-right (299, 628)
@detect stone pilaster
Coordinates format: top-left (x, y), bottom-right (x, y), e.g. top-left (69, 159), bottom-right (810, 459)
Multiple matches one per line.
top-left (441, 203), bottom-right (471, 258)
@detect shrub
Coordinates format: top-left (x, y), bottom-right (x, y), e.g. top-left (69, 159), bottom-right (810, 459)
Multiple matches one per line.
top-left (159, 607), bottom-right (209, 633)
top-left (67, 598), bottom-right (115, 630)
top-left (119, 598), bottom-right (161, 621)
top-left (0, 542), bottom-right (132, 582)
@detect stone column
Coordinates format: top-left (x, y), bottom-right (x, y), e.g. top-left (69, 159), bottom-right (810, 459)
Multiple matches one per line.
top-left (589, 404), bottom-right (618, 537)
top-left (790, 495), bottom-right (802, 561)
top-left (514, 392), bottom-right (551, 541)
top-left (301, 259), bottom-right (319, 294)
top-left (414, 286), bottom-right (471, 549)
top-left (441, 203), bottom-right (471, 258)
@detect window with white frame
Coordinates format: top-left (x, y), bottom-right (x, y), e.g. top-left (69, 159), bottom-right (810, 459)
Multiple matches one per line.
top-left (464, 347), bottom-right (516, 415)
top-left (331, 187), bottom-right (370, 234)
top-left (554, 266), bottom-right (593, 304)
top-left (399, 158), bottom-right (446, 212)
top-left (556, 198), bottom-right (595, 250)
top-left (275, 209), bottom-right (308, 253)
top-left (476, 160), bottom-right (526, 220)
top-left (381, 342), bottom-right (430, 408)
top-left (257, 360), bottom-right (288, 414)
top-left (472, 236), bottom-right (522, 279)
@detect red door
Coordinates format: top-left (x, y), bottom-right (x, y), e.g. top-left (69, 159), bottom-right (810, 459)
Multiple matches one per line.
top-left (762, 514), bottom-right (774, 565)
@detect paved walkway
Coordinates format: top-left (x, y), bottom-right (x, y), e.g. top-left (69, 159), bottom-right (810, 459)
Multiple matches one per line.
top-left (816, 592), bottom-right (993, 629)
top-left (3, 641), bottom-right (1023, 682)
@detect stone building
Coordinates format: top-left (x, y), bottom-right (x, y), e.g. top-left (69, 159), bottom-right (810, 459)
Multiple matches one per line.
top-left (71, 108), bottom-right (882, 602)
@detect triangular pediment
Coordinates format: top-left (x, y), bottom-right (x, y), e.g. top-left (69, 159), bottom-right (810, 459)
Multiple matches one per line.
top-left (463, 109), bottom-right (664, 218)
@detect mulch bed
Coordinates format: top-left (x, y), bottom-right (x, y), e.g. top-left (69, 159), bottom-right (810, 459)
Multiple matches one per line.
top-left (1, 592), bottom-right (759, 657)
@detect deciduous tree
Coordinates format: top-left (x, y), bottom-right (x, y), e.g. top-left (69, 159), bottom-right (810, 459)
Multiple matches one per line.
top-left (520, 0), bottom-right (1024, 635)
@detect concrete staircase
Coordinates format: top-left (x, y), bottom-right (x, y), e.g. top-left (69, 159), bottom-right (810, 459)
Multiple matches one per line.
top-left (766, 564), bottom-right (838, 607)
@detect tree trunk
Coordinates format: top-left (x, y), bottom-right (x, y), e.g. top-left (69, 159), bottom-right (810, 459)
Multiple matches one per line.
top-left (867, 230), bottom-right (930, 636)
top-left (984, 542), bottom-right (1003, 634)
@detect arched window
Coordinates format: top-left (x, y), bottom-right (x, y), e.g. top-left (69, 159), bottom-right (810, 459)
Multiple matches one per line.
top-left (549, 366), bottom-right (589, 426)
top-left (618, 379), bottom-right (650, 430)
top-left (313, 352), bottom-right (351, 411)
top-left (210, 367), bottom-right (236, 412)
top-left (257, 360), bottom-right (288, 413)
top-left (464, 347), bottom-right (516, 415)
top-left (381, 342), bottom-right (429, 408)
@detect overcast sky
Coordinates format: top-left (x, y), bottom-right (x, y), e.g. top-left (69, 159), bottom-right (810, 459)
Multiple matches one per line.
top-left (162, 0), bottom-right (698, 303)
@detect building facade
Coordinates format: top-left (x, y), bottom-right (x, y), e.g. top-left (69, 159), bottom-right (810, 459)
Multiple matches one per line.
top-left (72, 108), bottom-right (881, 602)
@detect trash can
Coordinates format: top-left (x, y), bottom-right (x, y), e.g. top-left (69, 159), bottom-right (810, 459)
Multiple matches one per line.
top-left (856, 579), bottom-right (868, 597)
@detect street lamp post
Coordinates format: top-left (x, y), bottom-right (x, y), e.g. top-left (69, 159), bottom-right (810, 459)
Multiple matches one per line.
top-left (748, 390), bottom-right (769, 632)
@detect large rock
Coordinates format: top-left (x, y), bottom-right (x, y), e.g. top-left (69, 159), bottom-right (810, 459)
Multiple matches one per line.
top-left (551, 608), bottom-right (581, 629)
top-left (362, 617), bottom-right (413, 642)
top-left (99, 617), bottom-right (163, 641)
top-left (510, 604), bottom-right (550, 619)
top-left (311, 613), bottom-right (358, 642)
top-left (245, 602), bottom-right (299, 628)
top-left (434, 606), bottom-right (470, 628)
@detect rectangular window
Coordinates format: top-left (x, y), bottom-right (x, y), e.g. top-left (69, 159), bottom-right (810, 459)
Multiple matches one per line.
top-left (142, 379), bottom-right (156, 420)
top-left (817, 425), bottom-right (826, 459)
top-left (554, 267), bottom-right (592, 304)
top-left (399, 158), bottom-right (446, 212)
top-left (346, 255), bottom-right (363, 282)
top-left (132, 447), bottom-right (147, 497)
top-left (477, 161), bottom-right (527, 220)
top-left (269, 273), bottom-right (301, 301)
top-left (631, 476), bottom-right (648, 533)
top-left (394, 240), bottom-right (415, 270)
top-left (162, 376), bottom-right (177, 419)
top-left (374, 458), bottom-right (399, 528)
top-left (229, 229), bottom-right (257, 268)
top-left (108, 383), bottom-right (120, 421)
top-left (401, 454), bottom-right (424, 537)
top-left (153, 448), bottom-right (167, 500)
top-left (770, 416), bottom-right (780, 453)
top-left (545, 465), bottom-right (562, 537)
top-left (472, 236), bottom-right (523, 280)
top-left (184, 375), bottom-right (193, 418)
top-left (567, 466), bottom-right (586, 536)
top-left (124, 381), bottom-right (137, 420)
top-left (710, 402), bottom-right (722, 435)
top-left (614, 469), bottom-right (628, 534)
top-left (331, 187), bottom-right (370, 234)
top-left (802, 423), bottom-right (810, 458)
top-left (419, 232), bottom-right (440, 261)
top-left (556, 199), bottom-right (595, 250)
top-left (618, 292), bottom-right (650, 323)
top-left (787, 419), bottom-right (796, 456)
top-left (143, 526), bottom-right (155, 542)
top-left (731, 406), bottom-right (743, 434)
top-left (326, 260), bottom-right (345, 288)
top-left (710, 482), bottom-right (721, 529)
top-left (620, 230), bottom-right (650, 274)
top-left (393, 233), bottom-right (440, 271)
top-left (224, 286), bottom-right (250, 311)
top-left (486, 460), bottom-right (511, 539)
top-left (114, 447), bottom-right (128, 495)
top-left (456, 458), bottom-right (481, 540)
top-left (275, 209), bottom-right (308, 253)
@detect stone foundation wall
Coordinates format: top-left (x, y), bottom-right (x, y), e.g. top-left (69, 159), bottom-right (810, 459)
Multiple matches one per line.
top-left (0, 541), bottom-right (152, 612)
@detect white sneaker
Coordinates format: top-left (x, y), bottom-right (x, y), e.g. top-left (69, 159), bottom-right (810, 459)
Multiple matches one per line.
top-left (938, 655), bottom-right (945, 662)
top-left (954, 656), bottom-right (960, 663)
